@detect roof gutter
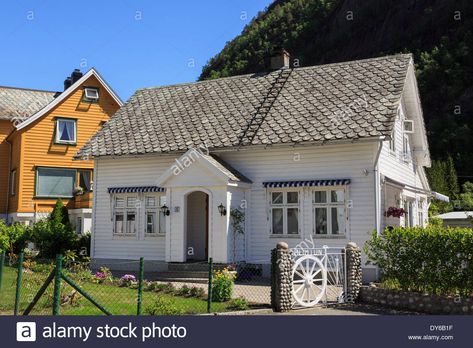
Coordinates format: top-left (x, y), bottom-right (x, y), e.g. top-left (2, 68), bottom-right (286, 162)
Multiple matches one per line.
top-left (76, 135), bottom-right (386, 161)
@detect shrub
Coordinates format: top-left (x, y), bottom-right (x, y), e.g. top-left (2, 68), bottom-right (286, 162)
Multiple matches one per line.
top-left (153, 282), bottom-right (175, 294)
top-left (364, 226), bottom-right (473, 296)
top-left (176, 285), bottom-right (191, 297)
top-left (145, 296), bottom-right (185, 315)
top-left (212, 268), bottom-right (235, 302)
top-left (189, 286), bottom-right (205, 298)
top-left (0, 220), bottom-right (32, 255)
top-left (49, 199), bottom-right (71, 228)
top-left (227, 297), bottom-right (249, 311)
top-left (32, 219), bottom-right (78, 259)
top-left (76, 232), bottom-right (91, 256)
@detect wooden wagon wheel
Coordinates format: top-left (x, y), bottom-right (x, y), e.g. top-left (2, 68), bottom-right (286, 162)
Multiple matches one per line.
top-left (292, 254), bottom-right (327, 307)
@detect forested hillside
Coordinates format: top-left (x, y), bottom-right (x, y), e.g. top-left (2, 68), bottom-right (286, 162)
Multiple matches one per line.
top-left (199, 0), bottom-right (473, 212)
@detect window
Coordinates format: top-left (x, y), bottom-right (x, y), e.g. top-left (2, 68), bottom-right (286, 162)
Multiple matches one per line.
top-left (10, 170), bottom-right (16, 195)
top-left (76, 217), bottom-right (82, 234)
top-left (388, 129), bottom-right (396, 153)
top-left (113, 196), bottom-right (137, 235)
top-left (78, 170), bottom-right (92, 191)
top-left (84, 87), bottom-right (99, 101)
top-left (269, 191), bottom-right (300, 235)
top-left (145, 195), bottom-right (166, 235)
top-left (36, 167), bottom-right (76, 197)
top-left (313, 189), bottom-right (347, 235)
top-left (403, 134), bottom-right (410, 162)
top-left (55, 118), bottom-right (76, 144)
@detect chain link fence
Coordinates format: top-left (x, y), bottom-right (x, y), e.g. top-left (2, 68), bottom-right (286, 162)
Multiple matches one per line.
top-left (0, 252), bottom-right (270, 315)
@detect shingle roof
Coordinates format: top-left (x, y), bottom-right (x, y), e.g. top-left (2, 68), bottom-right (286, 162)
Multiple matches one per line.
top-left (76, 54), bottom-right (412, 158)
top-left (0, 86), bottom-right (57, 122)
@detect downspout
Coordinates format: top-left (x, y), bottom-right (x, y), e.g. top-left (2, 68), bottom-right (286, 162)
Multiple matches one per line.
top-left (5, 126), bottom-right (16, 223)
top-left (373, 139), bottom-right (383, 235)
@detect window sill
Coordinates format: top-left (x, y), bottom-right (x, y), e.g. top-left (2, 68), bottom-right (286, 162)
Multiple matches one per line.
top-left (313, 234), bottom-right (346, 239)
top-left (145, 234), bottom-right (165, 238)
top-left (54, 142), bottom-right (77, 146)
top-left (269, 234), bottom-right (301, 239)
top-left (34, 195), bottom-right (73, 199)
top-left (113, 234), bottom-right (136, 240)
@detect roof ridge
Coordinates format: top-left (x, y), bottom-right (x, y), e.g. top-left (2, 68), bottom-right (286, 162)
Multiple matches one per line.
top-left (0, 85), bottom-right (58, 93)
top-left (137, 53), bottom-right (412, 92)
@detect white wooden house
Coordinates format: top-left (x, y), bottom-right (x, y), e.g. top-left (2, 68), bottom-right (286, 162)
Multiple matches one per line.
top-left (76, 53), bottom-right (447, 281)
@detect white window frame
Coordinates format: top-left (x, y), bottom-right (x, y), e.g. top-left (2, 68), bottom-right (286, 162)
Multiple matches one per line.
top-left (403, 120), bottom-right (414, 133)
top-left (402, 134), bottom-right (411, 163)
top-left (55, 118), bottom-right (77, 144)
top-left (268, 189), bottom-right (301, 236)
top-left (113, 195), bottom-right (138, 235)
top-left (312, 187), bottom-right (347, 236)
top-left (388, 129), bottom-right (396, 154)
top-left (84, 87), bottom-right (99, 101)
top-left (144, 195), bottom-right (166, 236)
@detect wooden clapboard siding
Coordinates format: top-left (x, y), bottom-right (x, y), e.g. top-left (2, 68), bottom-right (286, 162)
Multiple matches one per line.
top-left (0, 120), bottom-right (14, 214)
top-left (15, 74), bottom-right (120, 213)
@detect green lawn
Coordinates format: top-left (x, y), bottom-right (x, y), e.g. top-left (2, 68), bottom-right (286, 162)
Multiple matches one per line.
top-left (0, 266), bottom-right (229, 315)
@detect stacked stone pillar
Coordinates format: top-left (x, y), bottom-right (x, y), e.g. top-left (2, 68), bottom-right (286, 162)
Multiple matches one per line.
top-left (345, 242), bottom-right (362, 302)
top-left (271, 242), bottom-right (293, 312)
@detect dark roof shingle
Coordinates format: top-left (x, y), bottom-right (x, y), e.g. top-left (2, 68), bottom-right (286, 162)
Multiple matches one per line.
top-left (76, 54), bottom-right (412, 158)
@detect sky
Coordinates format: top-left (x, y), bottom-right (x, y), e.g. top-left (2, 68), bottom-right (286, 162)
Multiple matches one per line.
top-left (0, 0), bottom-right (273, 100)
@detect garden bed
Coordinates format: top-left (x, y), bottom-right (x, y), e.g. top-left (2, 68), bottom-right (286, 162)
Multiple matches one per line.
top-left (0, 265), bottom-right (260, 315)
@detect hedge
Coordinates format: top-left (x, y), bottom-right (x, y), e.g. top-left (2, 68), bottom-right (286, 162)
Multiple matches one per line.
top-left (364, 226), bottom-right (473, 296)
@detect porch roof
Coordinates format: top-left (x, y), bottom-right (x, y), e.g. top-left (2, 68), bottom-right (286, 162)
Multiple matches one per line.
top-left (263, 179), bottom-right (350, 188)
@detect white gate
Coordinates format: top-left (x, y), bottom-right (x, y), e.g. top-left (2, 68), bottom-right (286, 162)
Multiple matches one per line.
top-left (290, 246), bottom-right (347, 307)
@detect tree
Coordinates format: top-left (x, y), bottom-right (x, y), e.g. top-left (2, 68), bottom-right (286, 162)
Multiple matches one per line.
top-left (49, 199), bottom-right (71, 228)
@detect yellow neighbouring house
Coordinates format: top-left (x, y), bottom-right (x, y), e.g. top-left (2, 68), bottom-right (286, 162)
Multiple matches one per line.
top-left (0, 68), bottom-right (122, 232)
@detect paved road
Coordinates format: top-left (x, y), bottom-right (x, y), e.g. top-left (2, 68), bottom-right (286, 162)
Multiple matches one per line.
top-left (220, 303), bottom-right (421, 316)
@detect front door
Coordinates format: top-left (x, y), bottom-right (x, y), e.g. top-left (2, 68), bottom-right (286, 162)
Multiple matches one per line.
top-left (186, 191), bottom-right (209, 261)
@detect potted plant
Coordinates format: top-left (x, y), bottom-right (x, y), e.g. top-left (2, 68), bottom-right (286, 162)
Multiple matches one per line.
top-left (73, 186), bottom-right (84, 196)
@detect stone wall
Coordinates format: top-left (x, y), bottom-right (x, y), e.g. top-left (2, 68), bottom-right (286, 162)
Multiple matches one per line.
top-left (359, 286), bottom-right (473, 314)
top-left (270, 242), bottom-right (293, 312)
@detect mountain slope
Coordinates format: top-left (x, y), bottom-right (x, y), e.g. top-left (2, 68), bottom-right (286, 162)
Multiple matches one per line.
top-left (199, 0), bottom-right (473, 186)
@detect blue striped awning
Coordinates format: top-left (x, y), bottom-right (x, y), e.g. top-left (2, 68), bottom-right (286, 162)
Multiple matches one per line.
top-left (108, 186), bottom-right (165, 194)
top-left (263, 179), bottom-right (350, 188)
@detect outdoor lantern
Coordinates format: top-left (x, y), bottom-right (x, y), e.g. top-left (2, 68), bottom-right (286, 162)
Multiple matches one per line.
top-left (160, 204), bottom-right (170, 216)
top-left (218, 203), bottom-right (227, 216)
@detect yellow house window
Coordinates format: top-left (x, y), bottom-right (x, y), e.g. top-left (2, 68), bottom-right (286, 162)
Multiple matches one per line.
top-left (55, 118), bottom-right (77, 144)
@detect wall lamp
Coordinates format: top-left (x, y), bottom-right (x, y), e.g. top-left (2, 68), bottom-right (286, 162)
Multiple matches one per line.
top-left (218, 203), bottom-right (227, 216)
top-left (160, 204), bottom-right (170, 216)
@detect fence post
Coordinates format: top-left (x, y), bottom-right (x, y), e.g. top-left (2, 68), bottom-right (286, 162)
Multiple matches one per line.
top-left (345, 242), bottom-right (362, 302)
top-left (207, 257), bottom-right (213, 313)
top-left (14, 252), bottom-right (24, 315)
top-left (53, 254), bottom-right (63, 315)
top-left (0, 251), bottom-right (5, 291)
top-left (137, 257), bottom-right (144, 315)
top-left (270, 242), bottom-right (293, 312)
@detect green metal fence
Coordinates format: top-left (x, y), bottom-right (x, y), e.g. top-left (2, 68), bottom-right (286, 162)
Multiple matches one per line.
top-left (0, 252), bottom-right (270, 315)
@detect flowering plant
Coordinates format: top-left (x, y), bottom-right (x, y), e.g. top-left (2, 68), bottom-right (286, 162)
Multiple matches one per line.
top-left (93, 267), bottom-right (112, 283)
top-left (384, 207), bottom-right (406, 218)
top-left (119, 274), bottom-right (137, 287)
